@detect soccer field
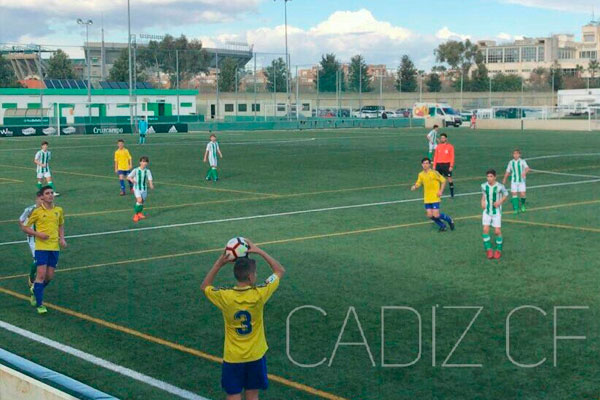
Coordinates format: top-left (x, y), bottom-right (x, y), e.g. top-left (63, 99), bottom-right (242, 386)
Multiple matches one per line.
top-left (0, 128), bottom-right (599, 400)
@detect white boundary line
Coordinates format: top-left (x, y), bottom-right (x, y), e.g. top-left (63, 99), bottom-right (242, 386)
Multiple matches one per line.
top-left (530, 169), bottom-right (600, 179)
top-left (1, 177), bottom-right (598, 247)
top-left (526, 152), bottom-right (600, 161)
top-left (0, 320), bottom-right (211, 400)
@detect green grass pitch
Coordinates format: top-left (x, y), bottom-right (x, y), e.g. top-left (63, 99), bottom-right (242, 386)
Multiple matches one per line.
top-left (0, 128), bottom-right (599, 400)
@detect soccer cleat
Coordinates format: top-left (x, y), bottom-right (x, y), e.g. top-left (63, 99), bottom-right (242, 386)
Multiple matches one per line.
top-left (486, 249), bottom-right (494, 259)
top-left (137, 213), bottom-right (146, 220)
top-left (448, 219), bottom-right (455, 231)
top-left (133, 213), bottom-right (140, 223)
top-left (520, 205), bottom-right (526, 213)
top-left (37, 305), bottom-right (48, 314)
top-left (494, 250), bottom-right (502, 259)
top-left (29, 286), bottom-right (36, 307)
top-left (120, 191), bottom-right (126, 196)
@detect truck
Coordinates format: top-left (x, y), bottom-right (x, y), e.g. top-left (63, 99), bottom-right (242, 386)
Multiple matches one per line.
top-left (412, 102), bottom-right (462, 127)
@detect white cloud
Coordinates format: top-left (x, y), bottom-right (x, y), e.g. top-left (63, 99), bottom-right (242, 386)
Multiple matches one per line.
top-left (435, 27), bottom-right (471, 41)
top-left (244, 10), bottom-right (432, 68)
top-left (501, 0), bottom-right (597, 13)
top-left (0, 0), bottom-right (260, 41)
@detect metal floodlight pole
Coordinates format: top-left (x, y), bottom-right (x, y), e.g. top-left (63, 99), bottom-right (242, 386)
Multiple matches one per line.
top-left (253, 54), bottom-right (257, 121)
top-left (358, 58), bottom-right (362, 112)
top-left (127, 0), bottom-right (132, 99)
top-left (274, 0), bottom-right (291, 119)
top-left (419, 73), bottom-right (422, 102)
top-left (77, 18), bottom-right (93, 122)
top-left (489, 74), bottom-right (492, 108)
top-left (176, 49), bottom-right (180, 122)
top-left (460, 70), bottom-right (464, 111)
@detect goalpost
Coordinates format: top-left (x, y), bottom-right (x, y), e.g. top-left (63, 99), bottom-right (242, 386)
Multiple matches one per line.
top-left (47, 101), bottom-right (147, 136)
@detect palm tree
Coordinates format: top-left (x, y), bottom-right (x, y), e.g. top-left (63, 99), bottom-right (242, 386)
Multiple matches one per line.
top-left (575, 64), bottom-right (584, 78)
top-left (588, 59), bottom-right (600, 78)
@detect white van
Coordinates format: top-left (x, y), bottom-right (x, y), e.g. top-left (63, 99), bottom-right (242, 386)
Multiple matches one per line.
top-left (412, 103), bottom-right (462, 127)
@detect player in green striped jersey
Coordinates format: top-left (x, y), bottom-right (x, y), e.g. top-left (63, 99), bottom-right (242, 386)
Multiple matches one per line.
top-left (34, 141), bottom-right (59, 196)
top-left (18, 192), bottom-right (43, 287)
top-left (481, 169), bottom-right (509, 259)
top-left (502, 149), bottom-right (530, 214)
top-left (203, 134), bottom-right (223, 182)
top-left (127, 156), bottom-right (154, 222)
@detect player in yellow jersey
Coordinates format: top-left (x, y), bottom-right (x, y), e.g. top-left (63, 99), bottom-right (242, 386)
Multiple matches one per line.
top-left (202, 239), bottom-right (285, 400)
top-left (19, 186), bottom-right (66, 314)
top-left (114, 139), bottom-right (133, 196)
top-left (411, 157), bottom-right (455, 232)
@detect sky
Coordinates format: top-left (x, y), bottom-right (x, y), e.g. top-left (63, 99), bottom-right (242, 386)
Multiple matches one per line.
top-left (0, 0), bottom-right (596, 69)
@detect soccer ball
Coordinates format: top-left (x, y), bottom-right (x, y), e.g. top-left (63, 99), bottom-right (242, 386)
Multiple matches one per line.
top-left (225, 237), bottom-right (249, 260)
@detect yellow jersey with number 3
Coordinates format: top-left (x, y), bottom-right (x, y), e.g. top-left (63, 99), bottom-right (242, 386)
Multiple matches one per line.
top-left (415, 170), bottom-right (446, 203)
top-left (204, 274), bottom-right (280, 363)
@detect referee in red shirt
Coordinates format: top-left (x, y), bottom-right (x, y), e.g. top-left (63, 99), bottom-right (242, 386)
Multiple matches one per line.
top-left (433, 133), bottom-right (455, 197)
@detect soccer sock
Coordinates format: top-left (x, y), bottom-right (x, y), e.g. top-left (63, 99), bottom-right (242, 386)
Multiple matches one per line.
top-left (439, 213), bottom-right (453, 223)
top-left (206, 168), bottom-right (213, 179)
top-left (36, 182), bottom-right (42, 190)
top-left (511, 197), bottom-right (519, 212)
top-left (495, 236), bottom-right (503, 251)
top-left (520, 198), bottom-right (526, 206)
top-left (47, 181), bottom-right (55, 190)
top-left (430, 216), bottom-right (446, 229)
top-left (33, 282), bottom-right (44, 307)
top-left (134, 203), bottom-right (143, 213)
top-left (427, 151), bottom-right (433, 160)
top-left (29, 261), bottom-right (37, 282)
top-left (482, 234), bottom-right (492, 250)
top-left (212, 168), bottom-right (218, 181)
top-left (119, 179), bottom-right (126, 192)
top-left (449, 182), bottom-right (455, 196)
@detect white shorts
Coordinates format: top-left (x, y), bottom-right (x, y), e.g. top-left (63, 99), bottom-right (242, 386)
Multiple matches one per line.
top-left (133, 189), bottom-right (148, 201)
top-left (37, 171), bottom-right (51, 179)
top-left (511, 182), bottom-right (526, 193)
top-left (27, 236), bottom-right (36, 258)
top-left (482, 212), bottom-right (501, 228)
top-left (208, 156), bottom-right (218, 167)
top-left (428, 143), bottom-right (437, 152)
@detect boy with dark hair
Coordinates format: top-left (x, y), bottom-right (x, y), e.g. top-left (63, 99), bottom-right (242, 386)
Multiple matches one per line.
top-left (202, 239), bottom-right (285, 400)
top-left (411, 157), bottom-right (455, 232)
top-left (502, 149), bottom-right (530, 214)
top-left (433, 133), bottom-right (455, 197)
top-left (426, 125), bottom-right (439, 160)
top-left (34, 141), bottom-right (59, 196)
top-left (482, 169), bottom-right (509, 259)
top-left (114, 139), bottom-right (133, 195)
top-left (204, 134), bottom-right (223, 182)
top-left (19, 186), bottom-right (66, 314)
top-left (127, 156), bottom-right (154, 222)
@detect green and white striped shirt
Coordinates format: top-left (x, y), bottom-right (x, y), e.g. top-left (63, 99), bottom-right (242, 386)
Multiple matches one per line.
top-left (506, 158), bottom-right (529, 183)
top-left (19, 204), bottom-right (37, 238)
top-left (127, 167), bottom-right (153, 191)
top-left (427, 129), bottom-right (438, 147)
top-left (34, 150), bottom-right (51, 174)
top-left (482, 182), bottom-right (508, 215)
top-left (206, 141), bottom-right (220, 158)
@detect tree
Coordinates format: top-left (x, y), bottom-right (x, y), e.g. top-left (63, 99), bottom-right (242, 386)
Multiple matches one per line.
top-left (468, 62), bottom-right (489, 92)
top-left (575, 64), bottom-right (584, 78)
top-left (137, 34), bottom-right (209, 87)
top-left (548, 61), bottom-right (563, 91)
top-left (109, 49), bottom-right (147, 82)
top-left (348, 55), bottom-right (370, 92)
top-left (0, 55), bottom-right (19, 87)
top-left (426, 73), bottom-right (442, 92)
top-left (588, 59), bottom-right (600, 78)
top-left (396, 55), bottom-right (417, 92)
top-left (218, 57), bottom-right (239, 92)
top-left (492, 73), bottom-right (522, 92)
top-left (434, 40), bottom-right (464, 70)
top-left (46, 49), bottom-right (75, 79)
top-left (431, 65), bottom-right (447, 73)
top-left (316, 53), bottom-right (343, 92)
top-left (265, 57), bottom-right (287, 92)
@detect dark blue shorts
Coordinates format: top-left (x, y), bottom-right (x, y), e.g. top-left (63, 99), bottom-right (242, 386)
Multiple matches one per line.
top-left (35, 250), bottom-right (59, 268)
top-left (221, 356), bottom-right (268, 395)
top-left (117, 170), bottom-right (130, 176)
top-left (424, 202), bottom-right (440, 210)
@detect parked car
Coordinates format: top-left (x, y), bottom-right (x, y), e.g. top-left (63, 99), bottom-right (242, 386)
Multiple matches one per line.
top-left (395, 108), bottom-right (411, 118)
top-left (381, 111), bottom-right (399, 118)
